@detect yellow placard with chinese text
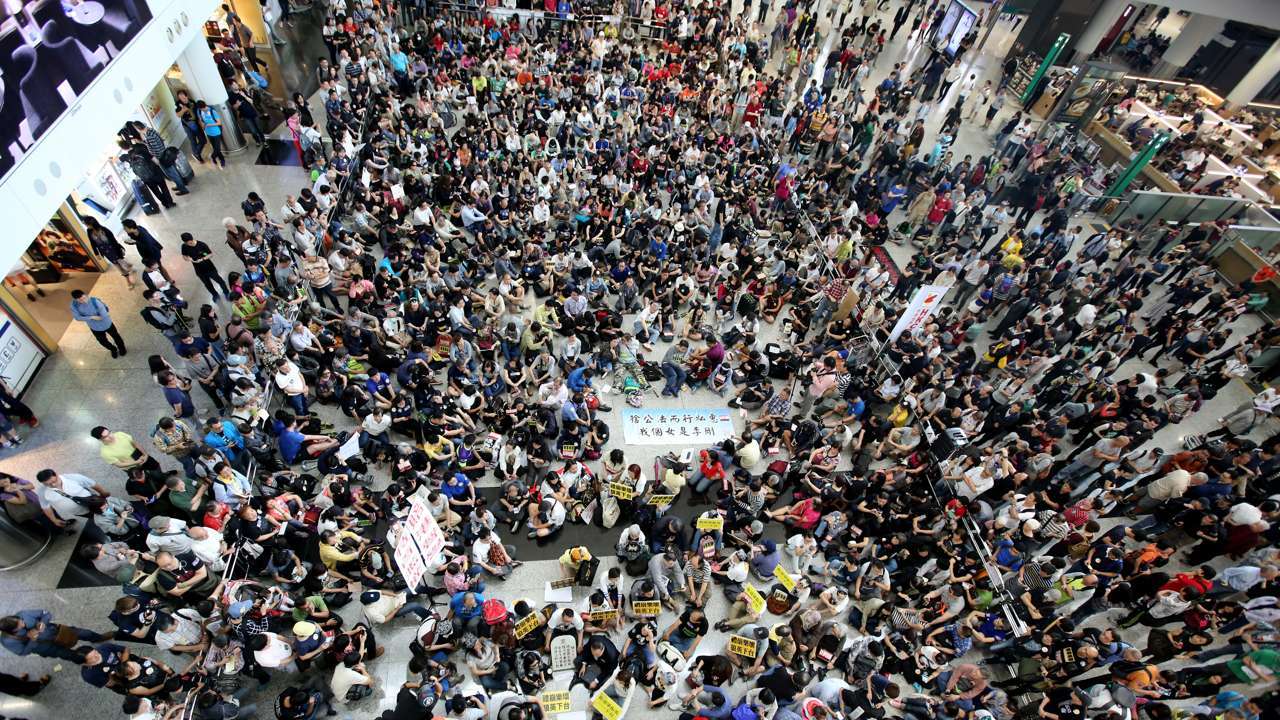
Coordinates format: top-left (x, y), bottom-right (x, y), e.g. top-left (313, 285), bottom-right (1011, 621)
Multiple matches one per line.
top-left (728, 635), bottom-right (758, 656)
top-left (744, 582), bottom-right (766, 614)
top-left (542, 691), bottom-right (571, 714)
top-left (592, 692), bottom-right (623, 720)
top-left (514, 613), bottom-right (544, 639)
top-left (609, 482), bottom-right (635, 500)
top-left (648, 494), bottom-right (676, 506)
top-left (695, 516), bottom-right (724, 531)
top-left (632, 600), bottom-right (662, 616)
top-left (590, 608), bottom-right (620, 623)
top-left (774, 564), bottom-right (796, 592)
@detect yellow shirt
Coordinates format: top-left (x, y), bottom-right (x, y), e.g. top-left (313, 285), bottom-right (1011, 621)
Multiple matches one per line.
top-left (99, 432), bottom-right (138, 466)
top-left (319, 531), bottom-right (360, 570)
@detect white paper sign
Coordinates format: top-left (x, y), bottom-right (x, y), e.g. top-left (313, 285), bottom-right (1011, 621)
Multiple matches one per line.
top-left (620, 408), bottom-right (735, 445)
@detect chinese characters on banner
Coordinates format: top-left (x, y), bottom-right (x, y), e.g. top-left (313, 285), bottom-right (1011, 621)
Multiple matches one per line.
top-left (621, 408), bottom-right (736, 445)
top-left (394, 498), bottom-right (446, 591)
top-left (887, 284), bottom-right (953, 343)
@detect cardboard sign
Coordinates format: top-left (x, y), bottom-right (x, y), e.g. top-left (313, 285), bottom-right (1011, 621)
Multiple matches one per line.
top-left (632, 600), bottom-right (662, 617)
top-left (589, 608), bottom-right (620, 623)
top-left (728, 635), bottom-right (759, 657)
top-left (591, 692), bottom-right (623, 720)
top-left (550, 577), bottom-right (576, 589)
top-left (514, 613), bottom-right (544, 639)
top-left (648, 494), bottom-right (676, 506)
top-left (695, 516), bottom-right (724, 531)
top-left (542, 691), bottom-right (571, 714)
top-left (774, 564), bottom-right (796, 592)
top-left (744, 583), bottom-right (766, 614)
top-left (608, 482), bottom-right (635, 500)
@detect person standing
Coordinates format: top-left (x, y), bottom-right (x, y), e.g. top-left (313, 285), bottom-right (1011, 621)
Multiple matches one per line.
top-left (70, 290), bottom-right (127, 358)
top-left (174, 89), bottom-right (207, 162)
top-left (228, 82), bottom-right (267, 145)
top-left (195, 101), bottom-right (227, 168)
top-left (90, 426), bottom-right (161, 474)
top-left (121, 219), bottom-right (173, 284)
top-left (0, 610), bottom-right (112, 662)
top-left (34, 469), bottom-right (109, 534)
top-left (118, 140), bottom-right (176, 209)
top-left (180, 233), bottom-right (231, 301)
top-left (81, 217), bottom-right (136, 288)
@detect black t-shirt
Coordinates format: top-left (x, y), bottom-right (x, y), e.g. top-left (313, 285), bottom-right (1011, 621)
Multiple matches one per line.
top-left (181, 241), bottom-right (218, 273)
top-left (675, 611), bottom-right (708, 640)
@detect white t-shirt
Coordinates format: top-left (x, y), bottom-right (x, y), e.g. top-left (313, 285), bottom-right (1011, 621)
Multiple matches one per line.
top-left (254, 633), bottom-right (294, 668)
top-left (331, 664), bottom-right (370, 703)
top-left (36, 473), bottom-right (98, 520)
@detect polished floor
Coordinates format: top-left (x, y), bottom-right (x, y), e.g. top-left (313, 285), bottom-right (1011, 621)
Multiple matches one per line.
top-left (0, 3), bottom-right (1269, 719)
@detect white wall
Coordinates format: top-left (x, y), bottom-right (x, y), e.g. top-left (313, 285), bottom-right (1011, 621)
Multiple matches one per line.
top-left (0, 0), bottom-right (221, 273)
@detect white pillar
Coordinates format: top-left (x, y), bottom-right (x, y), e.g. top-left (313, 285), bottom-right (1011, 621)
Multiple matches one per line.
top-left (1073, 0), bottom-right (1135, 63)
top-left (1152, 14), bottom-right (1223, 78)
top-left (1226, 36), bottom-right (1280, 108)
top-left (174, 38), bottom-right (245, 151)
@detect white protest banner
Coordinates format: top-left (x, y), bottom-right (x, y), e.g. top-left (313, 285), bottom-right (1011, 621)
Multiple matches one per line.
top-left (405, 498), bottom-right (446, 561)
top-left (393, 529), bottom-right (429, 591)
top-left (887, 284), bottom-right (952, 343)
top-left (621, 408), bottom-right (735, 445)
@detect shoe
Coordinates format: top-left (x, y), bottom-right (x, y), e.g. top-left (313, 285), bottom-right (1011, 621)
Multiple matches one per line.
top-left (35, 288), bottom-right (45, 297)
top-left (120, 348), bottom-right (128, 356)
top-left (26, 293), bottom-right (35, 301)
top-left (176, 190), bottom-right (190, 196)
top-left (110, 350), bottom-right (118, 359)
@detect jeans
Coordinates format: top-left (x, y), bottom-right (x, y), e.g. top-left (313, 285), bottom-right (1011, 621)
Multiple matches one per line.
top-left (687, 469), bottom-right (715, 494)
top-left (90, 324), bottom-right (127, 354)
top-left (287, 392), bottom-right (308, 416)
top-left (161, 164), bottom-right (189, 193)
top-left (661, 362), bottom-right (687, 396)
top-left (183, 122), bottom-right (207, 160)
top-left (394, 601), bottom-right (434, 620)
top-left (633, 320), bottom-right (659, 345)
top-left (241, 114), bottom-right (267, 144)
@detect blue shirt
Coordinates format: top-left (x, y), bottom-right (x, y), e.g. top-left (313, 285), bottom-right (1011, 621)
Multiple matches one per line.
top-left (163, 386), bottom-right (195, 418)
top-left (566, 367), bottom-right (591, 393)
top-left (389, 51), bottom-right (408, 73)
top-left (449, 593), bottom-right (485, 620)
top-left (198, 107), bottom-right (222, 136)
top-left (70, 297), bottom-right (114, 332)
top-left (279, 428), bottom-right (305, 464)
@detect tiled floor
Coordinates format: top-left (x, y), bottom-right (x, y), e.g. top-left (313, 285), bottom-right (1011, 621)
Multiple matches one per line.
top-left (0, 3), bottom-right (1270, 719)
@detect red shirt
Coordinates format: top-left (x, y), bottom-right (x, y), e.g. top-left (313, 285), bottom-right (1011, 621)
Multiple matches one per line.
top-left (1159, 572), bottom-right (1212, 595)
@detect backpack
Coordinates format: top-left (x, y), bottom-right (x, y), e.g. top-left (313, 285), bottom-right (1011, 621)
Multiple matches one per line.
top-left (483, 598), bottom-right (509, 625)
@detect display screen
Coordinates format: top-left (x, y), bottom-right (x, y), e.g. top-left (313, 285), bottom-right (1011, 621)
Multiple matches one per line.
top-left (934, 0), bottom-right (978, 59)
top-left (0, 1), bottom-right (154, 179)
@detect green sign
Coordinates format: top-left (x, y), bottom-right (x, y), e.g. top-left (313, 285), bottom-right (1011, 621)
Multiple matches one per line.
top-left (1104, 131), bottom-right (1170, 198)
top-left (1021, 33), bottom-right (1070, 104)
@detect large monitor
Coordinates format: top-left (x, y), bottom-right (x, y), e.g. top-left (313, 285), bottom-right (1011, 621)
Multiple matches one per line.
top-left (0, 1), bottom-right (154, 180)
top-left (933, 0), bottom-right (979, 59)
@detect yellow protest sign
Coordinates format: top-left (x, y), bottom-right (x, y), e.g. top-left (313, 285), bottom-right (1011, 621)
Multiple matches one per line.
top-left (648, 494), bottom-right (676, 506)
top-left (695, 516), bottom-right (724, 531)
top-left (609, 482), bottom-right (635, 500)
top-left (744, 583), bottom-right (766, 614)
top-left (774, 564), bottom-right (796, 592)
top-left (542, 691), bottom-right (571, 714)
top-left (590, 608), bottom-right (620, 623)
top-left (632, 600), bottom-right (662, 616)
top-left (514, 613), bottom-right (544, 639)
top-left (592, 692), bottom-right (623, 720)
top-left (728, 635), bottom-right (759, 657)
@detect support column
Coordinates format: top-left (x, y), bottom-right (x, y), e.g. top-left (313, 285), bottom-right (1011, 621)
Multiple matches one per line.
top-left (175, 39), bottom-right (246, 152)
top-left (1152, 14), bottom-right (1224, 78)
top-left (1072, 0), bottom-right (1134, 64)
top-left (1226, 36), bottom-right (1280, 108)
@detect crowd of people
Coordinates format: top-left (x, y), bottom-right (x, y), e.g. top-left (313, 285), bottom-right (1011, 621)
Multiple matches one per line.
top-left (1, 1), bottom-right (1278, 720)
